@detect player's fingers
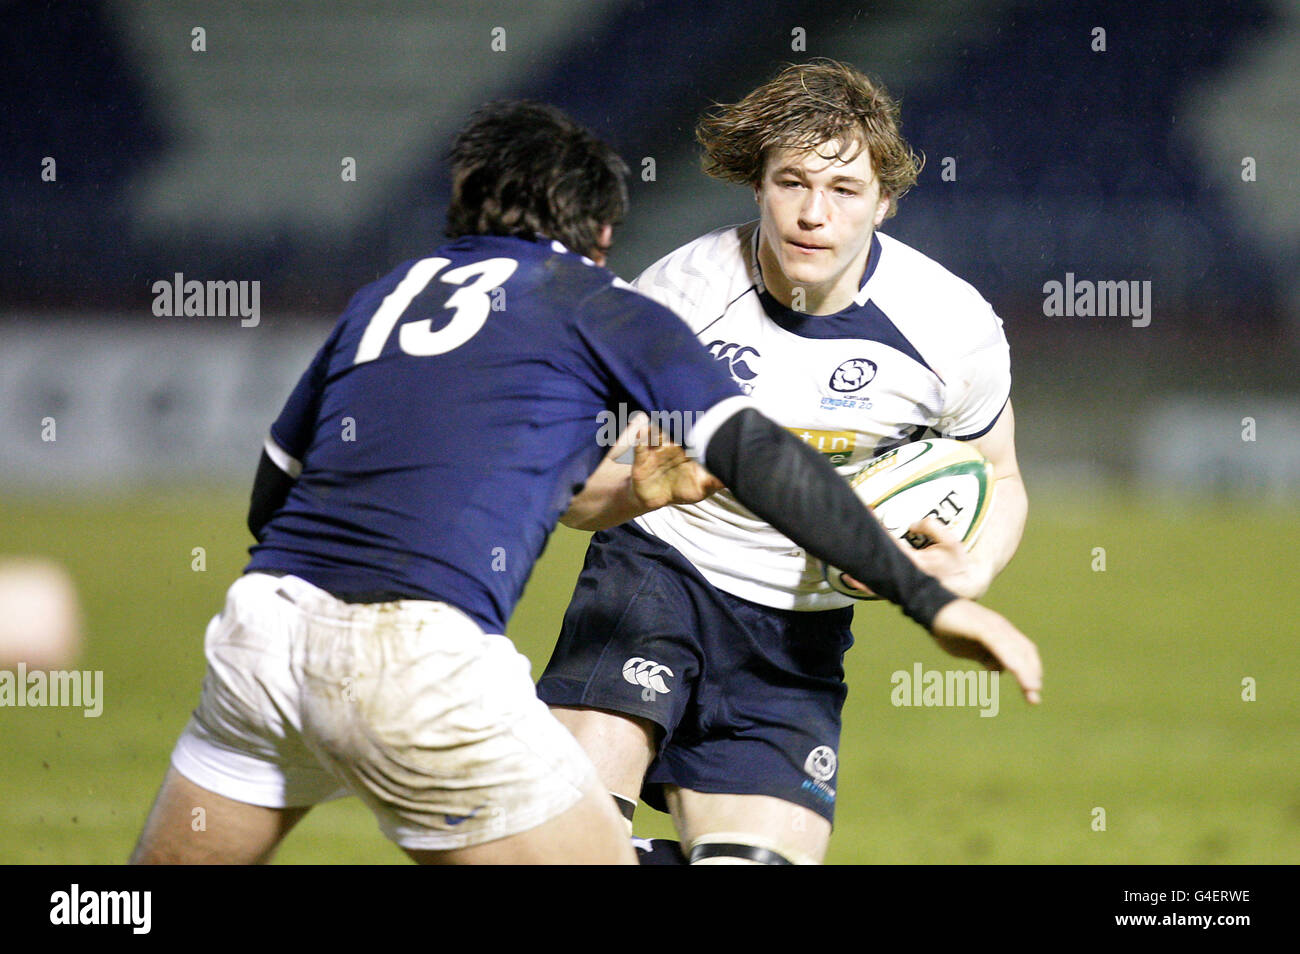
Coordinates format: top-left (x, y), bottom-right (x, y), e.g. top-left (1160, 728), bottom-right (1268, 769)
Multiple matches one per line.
top-left (905, 515), bottom-right (959, 550)
top-left (636, 437), bottom-right (685, 460)
top-left (610, 411), bottom-right (650, 466)
top-left (931, 600), bottom-right (1042, 704)
top-left (697, 467), bottom-right (724, 495)
top-left (991, 627), bottom-right (1042, 704)
top-left (970, 612), bottom-right (1040, 701)
top-left (619, 411), bottom-right (650, 449)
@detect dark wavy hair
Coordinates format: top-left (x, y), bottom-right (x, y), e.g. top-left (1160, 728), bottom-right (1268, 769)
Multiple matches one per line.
top-left (446, 100), bottom-right (629, 259)
top-left (696, 59), bottom-right (922, 218)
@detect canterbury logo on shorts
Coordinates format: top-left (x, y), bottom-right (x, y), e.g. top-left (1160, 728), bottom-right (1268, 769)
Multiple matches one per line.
top-left (622, 657), bottom-right (673, 694)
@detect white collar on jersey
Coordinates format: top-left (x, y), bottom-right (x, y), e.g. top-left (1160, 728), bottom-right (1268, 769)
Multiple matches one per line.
top-left (545, 236), bottom-right (600, 268)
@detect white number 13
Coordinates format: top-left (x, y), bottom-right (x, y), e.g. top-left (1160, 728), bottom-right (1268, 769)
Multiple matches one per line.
top-left (353, 256), bottom-right (517, 364)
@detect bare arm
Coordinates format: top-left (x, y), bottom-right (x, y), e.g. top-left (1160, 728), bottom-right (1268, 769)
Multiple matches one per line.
top-left (560, 413), bottom-right (722, 531)
top-left (966, 401), bottom-right (1028, 584)
top-left (956, 400), bottom-right (1028, 593)
top-left (559, 455), bottom-right (637, 532)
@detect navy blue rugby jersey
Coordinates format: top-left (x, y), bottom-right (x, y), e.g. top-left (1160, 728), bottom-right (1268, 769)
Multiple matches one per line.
top-left (246, 234), bottom-right (745, 632)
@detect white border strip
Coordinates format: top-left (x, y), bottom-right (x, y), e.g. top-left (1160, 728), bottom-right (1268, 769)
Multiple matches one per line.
top-left (686, 395), bottom-right (756, 462)
top-left (263, 434), bottom-right (302, 478)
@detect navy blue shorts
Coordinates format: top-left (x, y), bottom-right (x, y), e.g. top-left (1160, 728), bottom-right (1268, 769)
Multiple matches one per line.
top-left (537, 522), bottom-right (854, 823)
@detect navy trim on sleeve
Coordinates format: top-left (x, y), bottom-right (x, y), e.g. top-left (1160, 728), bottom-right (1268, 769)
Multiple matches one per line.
top-left (948, 395), bottom-right (1009, 442)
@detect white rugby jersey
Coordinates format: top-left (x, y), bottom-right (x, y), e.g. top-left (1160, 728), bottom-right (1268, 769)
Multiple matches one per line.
top-left (632, 221), bottom-right (1010, 610)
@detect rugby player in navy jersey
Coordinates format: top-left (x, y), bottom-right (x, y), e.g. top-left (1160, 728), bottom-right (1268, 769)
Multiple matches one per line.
top-left (130, 100), bottom-right (1039, 865)
top-left (543, 61), bottom-right (1033, 864)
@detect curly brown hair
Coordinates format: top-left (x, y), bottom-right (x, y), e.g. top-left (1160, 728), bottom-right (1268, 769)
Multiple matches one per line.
top-left (696, 59), bottom-right (922, 218)
top-left (446, 100), bottom-right (628, 260)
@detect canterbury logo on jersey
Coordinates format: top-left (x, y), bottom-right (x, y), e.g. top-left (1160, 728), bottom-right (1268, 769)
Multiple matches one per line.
top-left (704, 340), bottom-right (760, 393)
top-left (622, 657), bottom-right (673, 694)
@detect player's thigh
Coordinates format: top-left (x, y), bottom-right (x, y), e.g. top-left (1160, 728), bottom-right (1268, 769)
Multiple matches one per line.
top-left (131, 766), bottom-right (310, 864)
top-left (403, 777), bottom-right (635, 865)
top-left (642, 594), bottom-right (853, 834)
top-left (548, 705), bottom-right (656, 797)
top-left (538, 525), bottom-right (706, 729)
top-left (666, 787), bottom-right (831, 865)
top-left (294, 592), bottom-right (618, 855)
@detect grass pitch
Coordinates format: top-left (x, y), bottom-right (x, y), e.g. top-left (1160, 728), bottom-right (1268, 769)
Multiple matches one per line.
top-left (1, 486), bottom-right (1296, 864)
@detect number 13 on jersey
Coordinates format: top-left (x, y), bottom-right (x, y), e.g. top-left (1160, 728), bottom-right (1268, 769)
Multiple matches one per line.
top-left (354, 256), bottom-right (518, 364)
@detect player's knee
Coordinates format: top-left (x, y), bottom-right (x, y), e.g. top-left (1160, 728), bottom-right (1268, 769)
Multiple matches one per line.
top-left (686, 832), bottom-right (816, 866)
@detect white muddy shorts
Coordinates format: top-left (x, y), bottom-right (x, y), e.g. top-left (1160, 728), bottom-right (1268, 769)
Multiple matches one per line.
top-left (171, 572), bottom-right (595, 851)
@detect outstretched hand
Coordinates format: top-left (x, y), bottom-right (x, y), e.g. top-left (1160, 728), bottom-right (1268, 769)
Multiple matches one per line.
top-left (627, 414), bottom-right (723, 510)
top-left (929, 598), bottom-right (1042, 705)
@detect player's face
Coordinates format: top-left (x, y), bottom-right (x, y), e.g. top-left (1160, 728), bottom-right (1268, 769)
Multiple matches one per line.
top-left (755, 140), bottom-right (892, 314)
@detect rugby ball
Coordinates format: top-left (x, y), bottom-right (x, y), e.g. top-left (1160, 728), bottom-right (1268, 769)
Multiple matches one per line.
top-left (820, 438), bottom-right (994, 600)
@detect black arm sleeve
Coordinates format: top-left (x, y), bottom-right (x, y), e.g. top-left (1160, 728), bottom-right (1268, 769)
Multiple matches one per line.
top-left (247, 449), bottom-right (295, 542)
top-left (704, 408), bottom-right (958, 630)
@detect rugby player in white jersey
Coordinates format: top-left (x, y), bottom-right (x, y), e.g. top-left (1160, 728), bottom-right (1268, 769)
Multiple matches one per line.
top-left (541, 60), bottom-right (1030, 864)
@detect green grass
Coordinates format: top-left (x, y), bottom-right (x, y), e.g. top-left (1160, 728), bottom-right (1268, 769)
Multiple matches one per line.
top-left (1, 487), bottom-right (1296, 863)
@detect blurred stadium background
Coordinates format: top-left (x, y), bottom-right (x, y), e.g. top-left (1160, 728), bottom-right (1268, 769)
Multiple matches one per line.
top-left (2, 0), bottom-right (1297, 864)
